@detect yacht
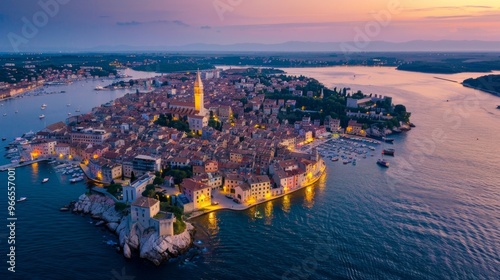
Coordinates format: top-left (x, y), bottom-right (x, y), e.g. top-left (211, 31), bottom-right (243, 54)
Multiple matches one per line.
top-left (39, 114), bottom-right (45, 119)
top-left (377, 159), bottom-right (389, 168)
top-left (42, 178), bottom-right (49, 183)
top-left (382, 148), bottom-right (395, 156)
top-left (68, 112), bottom-right (72, 116)
top-left (382, 137), bottom-right (395, 143)
top-left (75, 108), bottom-right (81, 112)
top-left (94, 85), bottom-right (104, 91)
top-left (41, 104), bottom-right (47, 109)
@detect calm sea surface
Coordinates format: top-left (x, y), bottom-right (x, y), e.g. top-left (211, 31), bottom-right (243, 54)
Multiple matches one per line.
top-left (1, 67), bottom-right (499, 280)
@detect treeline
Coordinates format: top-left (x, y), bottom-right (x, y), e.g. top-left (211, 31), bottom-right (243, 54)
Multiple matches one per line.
top-left (463, 75), bottom-right (500, 95)
top-left (133, 62), bottom-right (214, 73)
top-left (398, 60), bottom-right (500, 74)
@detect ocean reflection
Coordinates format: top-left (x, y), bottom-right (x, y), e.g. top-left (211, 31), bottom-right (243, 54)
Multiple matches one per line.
top-left (207, 212), bottom-right (219, 235)
top-left (264, 201), bottom-right (274, 225)
top-left (303, 186), bottom-right (315, 208)
top-left (282, 195), bottom-right (291, 213)
top-left (31, 162), bottom-right (39, 178)
top-left (316, 172), bottom-right (327, 193)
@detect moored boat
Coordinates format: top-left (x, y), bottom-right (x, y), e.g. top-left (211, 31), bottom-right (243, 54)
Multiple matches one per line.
top-left (377, 159), bottom-right (389, 168)
top-left (382, 137), bottom-right (394, 143)
top-left (39, 114), bottom-right (45, 119)
top-left (382, 148), bottom-right (395, 156)
top-left (17, 197), bottom-right (27, 202)
top-left (42, 178), bottom-right (49, 183)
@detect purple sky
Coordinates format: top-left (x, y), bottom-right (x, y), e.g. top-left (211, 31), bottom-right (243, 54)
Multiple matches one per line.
top-left (1, 0), bottom-right (499, 51)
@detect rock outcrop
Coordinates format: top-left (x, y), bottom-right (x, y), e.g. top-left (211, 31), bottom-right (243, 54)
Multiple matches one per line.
top-left (72, 193), bottom-right (193, 265)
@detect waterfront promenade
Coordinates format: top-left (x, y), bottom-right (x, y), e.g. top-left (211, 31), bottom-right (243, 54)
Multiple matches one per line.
top-left (187, 163), bottom-right (327, 219)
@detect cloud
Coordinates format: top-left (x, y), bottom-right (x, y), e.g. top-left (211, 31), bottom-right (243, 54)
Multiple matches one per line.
top-left (425, 15), bottom-right (474, 19)
top-left (116, 19), bottom-right (190, 27)
top-left (172, 20), bottom-right (189, 27)
top-left (464, 5), bottom-right (493, 9)
top-left (117, 21), bottom-right (142, 26)
top-left (405, 5), bottom-right (495, 12)
top-left (200, 25), bottom-right (211, 29)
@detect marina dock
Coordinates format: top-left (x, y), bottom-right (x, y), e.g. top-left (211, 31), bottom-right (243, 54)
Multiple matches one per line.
top-left (0, 158), bottom-right (47, 172)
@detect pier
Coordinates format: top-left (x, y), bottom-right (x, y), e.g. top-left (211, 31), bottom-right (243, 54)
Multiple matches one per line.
top-left (0, 158), bottom-right (47, 172)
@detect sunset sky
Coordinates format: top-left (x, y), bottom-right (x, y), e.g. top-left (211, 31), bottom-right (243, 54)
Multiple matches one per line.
top-left (1, 0), bottom-right (499, 51)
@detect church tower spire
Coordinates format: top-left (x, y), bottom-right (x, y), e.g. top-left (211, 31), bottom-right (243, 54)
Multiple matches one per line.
top-left (194, 69), bottom-right (204, 114)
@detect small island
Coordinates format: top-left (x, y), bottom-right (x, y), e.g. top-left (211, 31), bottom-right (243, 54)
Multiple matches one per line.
top-left (462, 74), bottom-right (500, 97)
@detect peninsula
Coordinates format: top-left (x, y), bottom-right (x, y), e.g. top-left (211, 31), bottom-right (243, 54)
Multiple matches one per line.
top-left (2, 67), bottom-right (411, 265)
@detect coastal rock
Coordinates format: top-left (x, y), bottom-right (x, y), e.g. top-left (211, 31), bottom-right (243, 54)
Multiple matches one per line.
top-left (138, 224), bottom-right (194, 265)
top-left (117, 218), bottom-right (130, 246)
top-left (107, 222), bottom-right (119, 232)
top-left (127, 223), bottom-right (141, 250)
top-left (123, 243), bottom-right (131, 259)
top-left (102, 206), bottom-right (122, 223)
top-left (70, 193), bottom-right (194, 266)
top-left (140, 234), bottom-right (164, 266)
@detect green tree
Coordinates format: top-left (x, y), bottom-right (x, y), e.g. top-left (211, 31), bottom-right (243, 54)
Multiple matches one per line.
top-left (106, 183), bottom-right (122, 195)
top-left (142, 184), bottom-right (156, 198)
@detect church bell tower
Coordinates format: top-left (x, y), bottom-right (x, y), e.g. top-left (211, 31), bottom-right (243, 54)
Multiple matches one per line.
top-left (194, 70), bottom-right (204, 115)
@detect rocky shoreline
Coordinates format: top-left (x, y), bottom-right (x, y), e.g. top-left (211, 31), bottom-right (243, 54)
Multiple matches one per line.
top-left (69, 193), bottom-right (195, 265)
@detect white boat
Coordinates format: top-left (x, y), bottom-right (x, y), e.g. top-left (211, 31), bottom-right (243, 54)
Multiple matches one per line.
top-left (42, 178), bottom-right (49, 183)
top-left (39, 114), bottom-right (45, 119)
top-left (68, 112), bottom-right (72, 115)
top-left (75, 108), bottom-right (81, 112)
top-left (17, 197), bottom-right (27, 202)
top-left (70, 177), bottom-right (84, 183)
top-left (94, 85), bottom-right (104, 91)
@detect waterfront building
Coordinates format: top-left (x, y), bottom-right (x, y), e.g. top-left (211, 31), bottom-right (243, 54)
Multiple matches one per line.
top-left (346, 120), bottom-right (365, 136)
top-left (234, 183), bottom-right (251, 202)
top-left (130, 196), bottom-right (175, 237)
top-left (181, 178), bottom-right (211, 211)
top-left (102, 163), bottom-right (123, 183)
top-left (55, 143), bottom-right (71, 158)
top-left (247, 175), bottom-right (271, 201)
top-left (223, 173), bottom-right (245, 193)
top-left (30, 139), bottom-right (57, 157)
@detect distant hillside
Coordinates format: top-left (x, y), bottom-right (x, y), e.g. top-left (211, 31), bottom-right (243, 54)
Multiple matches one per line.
top-left (463, 75), bottom-right (500, 96)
